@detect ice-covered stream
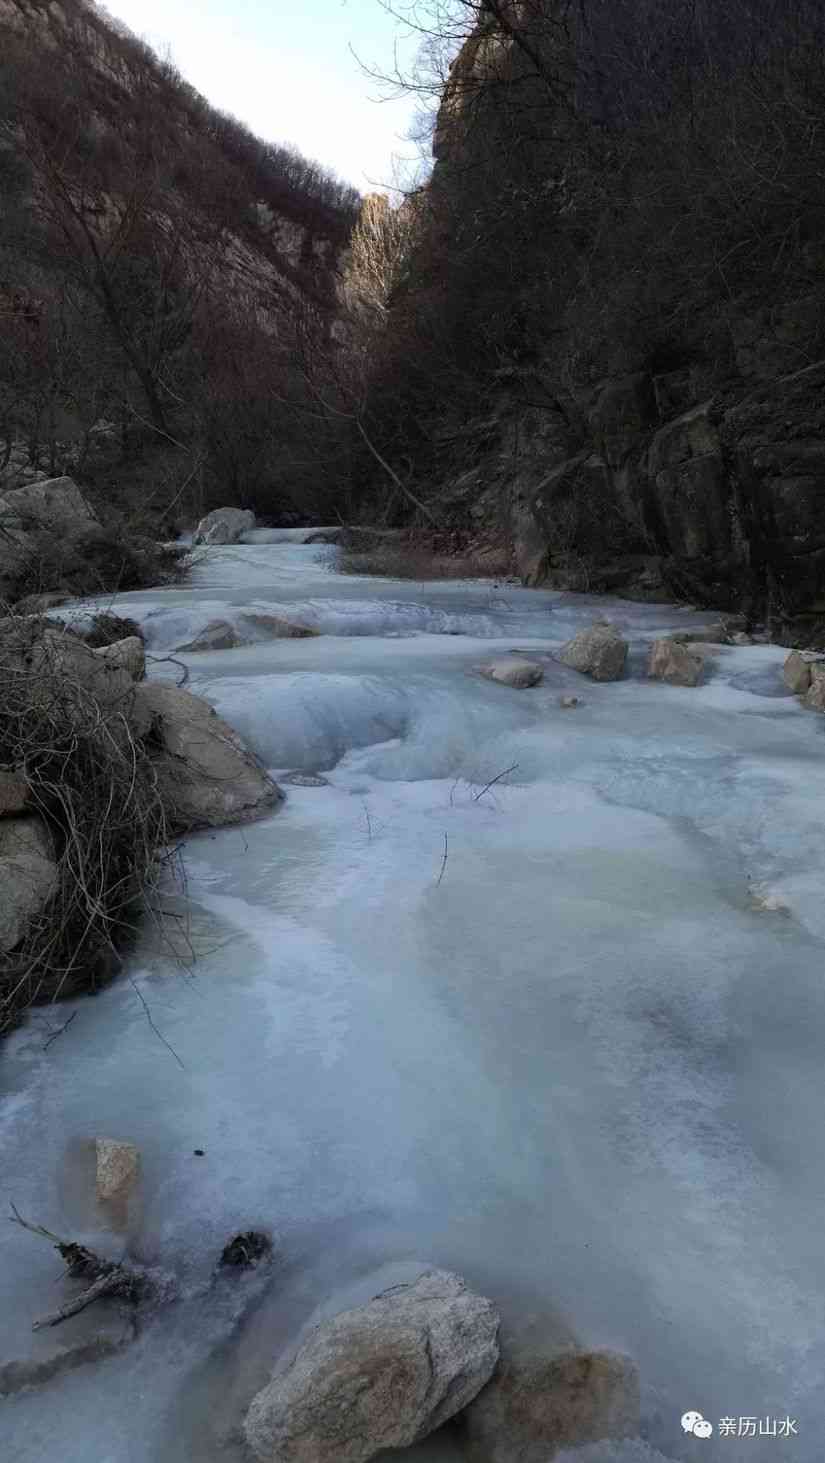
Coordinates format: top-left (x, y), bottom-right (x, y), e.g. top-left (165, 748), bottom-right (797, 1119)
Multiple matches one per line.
top-left (2, 539), bottom-right (825, 1462)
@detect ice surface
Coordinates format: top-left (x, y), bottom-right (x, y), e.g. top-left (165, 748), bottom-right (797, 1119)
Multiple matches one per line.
top-left (1, 541), bottom-right (823, 1461)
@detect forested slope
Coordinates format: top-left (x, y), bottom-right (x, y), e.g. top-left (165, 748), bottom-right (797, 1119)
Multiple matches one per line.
top-left (0, 0), bottom-right (360, 541)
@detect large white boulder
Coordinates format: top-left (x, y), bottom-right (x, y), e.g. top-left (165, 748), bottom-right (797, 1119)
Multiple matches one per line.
top-left (559, 622), bottom-right (628, 682)
top-left (192, 507), bottom-right (256, 546)
top-left (243, 1268), bottom-right (500, 1463)
top-left (0, 816), bottom-right (57, 954)
top-left (461, 1346), bottom-right (640, 1463)
top-left (479, 656), bottom-right (544, 689)
top-left (647, 638), bottom-right (705, 687)
top-left (132, 683), bottom-right (284, 831)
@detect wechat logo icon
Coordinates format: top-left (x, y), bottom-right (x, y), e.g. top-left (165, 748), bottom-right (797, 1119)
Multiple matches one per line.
top-left (682, 1411), bottom-right (713, 1438)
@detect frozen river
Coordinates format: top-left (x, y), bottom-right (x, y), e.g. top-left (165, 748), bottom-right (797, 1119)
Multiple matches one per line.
top-left (2, 536), bottom-right (824, 1461)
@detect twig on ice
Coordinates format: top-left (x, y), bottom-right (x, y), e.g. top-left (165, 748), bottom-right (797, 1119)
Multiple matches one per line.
top-left (472, 763), bottom-right (519, 802)
top-left (32, 1271), bottom-right (127, 1330)
top-left (43, 1010), bottom-right (77, 1050)
top-left (9, 1203), bottom-right (149, 1330)
top-left (128, 975), bottom-right (185, 1069)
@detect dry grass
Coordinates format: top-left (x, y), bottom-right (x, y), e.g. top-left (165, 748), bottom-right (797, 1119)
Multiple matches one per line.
top-left (0, 617), bottom-right (178, 1035)
top-left (339, 532), bottom-right (513, 582)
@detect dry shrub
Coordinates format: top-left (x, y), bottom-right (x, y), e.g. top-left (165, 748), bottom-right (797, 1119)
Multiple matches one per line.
top-left (4, 526), bottom-right (185, 608)
top-left (71, 612), bottom-right (144, 648)
top-left (339, 529), bottom-right (513, 581)
top-left (0, 618), bottom-right (177, 1034)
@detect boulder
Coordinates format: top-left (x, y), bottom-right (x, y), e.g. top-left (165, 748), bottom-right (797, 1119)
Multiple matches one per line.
top-left (804, 663), bottom-right (825, 711)
top-left (0, 477), bottom-right (100, 599)
top-left (239, 612), bottom-right (318, 640)
top-left (30, 628), bottom-right (145, 730)
top-left (0, 768), bottom-right (28, 816)
top-left (93, 636), bottom-right (145, 681)
top-left (192, 507), bottom-right (255, 546)
top-left (460, 1347), bottom-right (640, 1463)
top-left (243, 1268), bottom-right (500, 1463)
top-left (784, 649), bottom-right (825, 695)
top-left (559, 695), bottom-right (581, 708)
top-left (559, 623), bottom-right (628, 681)
top-left (95, 1139), bottom-right (140, 1202)
top-left (0, 816), bottom-right (57, 954)
top-left (0, 618), bottom-right (144, 729)
top-left (178, 619), bottom-right (241, 652)
top-left (647, 638), bottom-right (705, 687)
top-left (479, 657), bottom-right (544, 689)
top-left (0, 476), bottom-right (99, 538)
top-left (133, 683), bottom-right (284, 831)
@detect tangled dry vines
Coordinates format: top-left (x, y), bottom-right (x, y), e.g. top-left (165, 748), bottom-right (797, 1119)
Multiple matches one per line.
top-left (0, 614), bottom-right (180, 1035)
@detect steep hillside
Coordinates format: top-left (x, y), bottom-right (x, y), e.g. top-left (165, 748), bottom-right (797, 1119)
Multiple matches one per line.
top-left (0, 0), bottom-right (359, 548)
top-left (352, 0), bottom-right (825, 643)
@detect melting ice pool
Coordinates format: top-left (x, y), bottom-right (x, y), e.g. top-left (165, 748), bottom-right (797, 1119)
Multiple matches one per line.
top-left (2, 540), bottom-right (825, 1461)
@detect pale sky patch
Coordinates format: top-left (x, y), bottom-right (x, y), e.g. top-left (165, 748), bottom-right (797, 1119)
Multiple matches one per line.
top-left (100, 0), bottom-right (427, 193)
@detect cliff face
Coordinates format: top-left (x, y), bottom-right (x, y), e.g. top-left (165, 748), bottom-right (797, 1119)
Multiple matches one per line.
top-left (501, 348), bottom-right (825, 627)
top-left (373, 0), bottom-right (825, 638)
top-left (0, 0), bottom-right (358, 526)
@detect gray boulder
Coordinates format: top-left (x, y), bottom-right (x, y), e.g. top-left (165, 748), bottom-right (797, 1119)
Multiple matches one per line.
top-left (31, 628), bottom-right (144, 728)
top-left (243, 1268), bottom-right (500, 1463)
top-left (0, 476), bottom-right (98, 538)
top-left (559, 623), bottom-right (628, 682)
top-left (479, 657), bottom-right (544, 689)
top-left (0, 816), bottom-right (57, 954)
top-left (92, 636), bottom-right (145, 682)
top-left (460, 1346), bottom-right (640, 1463)
top-left (0, 619), bottom-right (144, 730)
top-left (178, 619), bottom-right (241, 652)
top-left (133, 683), bottom-right (284, 831)
top-left (0, 477), bottom-right (100, 598)
top-left (784, 649), bottom-right (825, 695)
top-left (192, 507), bottom-right (255, 546)
top-left (647, 638), bottom-right (705, 687)
top-left (804, 663), bottom-right (825, 712)
top-left (239, 612), bottom-right (318, 639)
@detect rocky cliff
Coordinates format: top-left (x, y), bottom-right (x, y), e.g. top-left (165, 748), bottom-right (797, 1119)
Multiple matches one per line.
top-left (0, 0), bottom-right (358, 533)
top-left (363, 0), bottom-right (825, 642)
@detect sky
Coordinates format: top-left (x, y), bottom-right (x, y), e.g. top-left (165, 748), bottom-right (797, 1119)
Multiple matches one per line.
top-left (99, 0), bottom-right (431, 194)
